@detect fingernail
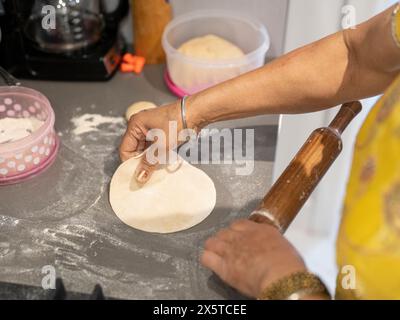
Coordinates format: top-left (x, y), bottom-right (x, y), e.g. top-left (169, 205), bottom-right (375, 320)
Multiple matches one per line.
top-left (136, 170), bottom-right (148, 183)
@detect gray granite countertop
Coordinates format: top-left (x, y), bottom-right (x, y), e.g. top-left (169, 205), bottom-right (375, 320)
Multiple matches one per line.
top-left (0, 65), bottom-right (277, 299)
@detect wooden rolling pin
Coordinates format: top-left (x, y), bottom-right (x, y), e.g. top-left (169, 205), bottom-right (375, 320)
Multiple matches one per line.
top-left (249, 101), bottom-right (362, 233)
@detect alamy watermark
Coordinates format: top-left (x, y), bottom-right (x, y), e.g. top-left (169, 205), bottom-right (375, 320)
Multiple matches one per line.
top-left (142, 121), bottom-right (255, 176)
top-left (342, 5), bottom-right (357, 30)
top-left (41, 265), bottom-right (56, 290)
top-left (41, 5), bottom-right (56, 30)
top-left (340, 264), bottom-right (357, 290)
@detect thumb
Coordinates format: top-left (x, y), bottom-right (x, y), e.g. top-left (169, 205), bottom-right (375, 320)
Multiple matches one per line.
top-left (134, 150), bottom-right (159, 184)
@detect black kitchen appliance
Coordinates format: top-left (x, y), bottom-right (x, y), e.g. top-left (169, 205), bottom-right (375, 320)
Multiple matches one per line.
top-left (0, 0), bottom-right (129, 81)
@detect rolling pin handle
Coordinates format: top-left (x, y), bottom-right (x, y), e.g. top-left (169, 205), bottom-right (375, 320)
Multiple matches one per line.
top-left (329, 101), bottom-right (362, 135)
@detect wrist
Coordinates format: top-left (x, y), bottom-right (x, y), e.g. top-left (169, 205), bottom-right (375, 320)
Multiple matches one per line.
top-left (167, 98), bottom-right (206, 134)
top-left (184, 95), bottom-right (208, 132)
top-left (258, 263), bottom-right (307, 298)
top-left (167, 101), bottom-right (183, 132)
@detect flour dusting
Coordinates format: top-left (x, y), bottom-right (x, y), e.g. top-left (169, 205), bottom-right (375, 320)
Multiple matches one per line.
top-left (71, 114), bottom-right (124, 135)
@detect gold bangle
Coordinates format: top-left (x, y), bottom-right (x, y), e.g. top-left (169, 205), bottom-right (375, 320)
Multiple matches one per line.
top-left (391, 4), bottom-right (400, 49)
top-left (258, 271), bottom-right (331, 300)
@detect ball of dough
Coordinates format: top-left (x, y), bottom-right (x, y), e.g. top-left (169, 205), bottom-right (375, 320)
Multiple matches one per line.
top-left (177, 34), bottom-right (245, 61)
top-left (125, 101), bottom-right (157, 121)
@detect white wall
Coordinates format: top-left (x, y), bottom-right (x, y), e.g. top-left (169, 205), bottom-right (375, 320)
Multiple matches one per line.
top-left (121, 0), bottom-right (289, 59)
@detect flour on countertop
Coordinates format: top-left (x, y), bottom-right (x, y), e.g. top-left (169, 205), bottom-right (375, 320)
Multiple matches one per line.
top-left (0, 117), bottom-right (44, 144)
top-left (71, 113), bottom-right (124, 135)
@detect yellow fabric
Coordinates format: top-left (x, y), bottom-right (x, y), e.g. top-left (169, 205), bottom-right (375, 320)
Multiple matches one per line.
top-left (394, 5), bottom-right (400, 47)
top-left (336, 73), bottom-right (400, 299)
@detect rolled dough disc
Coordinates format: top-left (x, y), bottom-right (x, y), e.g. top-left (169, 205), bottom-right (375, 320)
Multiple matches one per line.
top-left (109, 155), bottom-right (216, 233)
top-left (125, 101), bottom-right (157, 121)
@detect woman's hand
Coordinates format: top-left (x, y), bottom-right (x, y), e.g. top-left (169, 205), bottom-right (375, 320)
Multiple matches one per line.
top-left (119, 102), bottom-right (182, 184)
top-left (200, 219), bottom-right (307, 298)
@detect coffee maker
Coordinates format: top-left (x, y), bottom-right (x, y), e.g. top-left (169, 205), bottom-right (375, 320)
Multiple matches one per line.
top-left (0, 0), bottom-right (129, 81)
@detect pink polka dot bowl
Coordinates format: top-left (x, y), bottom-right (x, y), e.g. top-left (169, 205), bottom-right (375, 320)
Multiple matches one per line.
top-left (0, 86), bottom-right (59, 185)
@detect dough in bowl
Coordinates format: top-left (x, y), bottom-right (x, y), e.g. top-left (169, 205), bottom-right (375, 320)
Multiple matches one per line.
top-left (170, 34), bottom-right (246, 93)
top-left (178, 34), bottom-right (245, 61)
top-left (0, 117), bottom-right (44, 144)
top-left (109, 154), bottom-right (216, 233)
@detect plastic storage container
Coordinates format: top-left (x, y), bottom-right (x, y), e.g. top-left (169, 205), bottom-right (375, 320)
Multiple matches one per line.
top-left (162, 10), bottom-right (270, 95)
top-left (0, 86), bottom-right (59, 185)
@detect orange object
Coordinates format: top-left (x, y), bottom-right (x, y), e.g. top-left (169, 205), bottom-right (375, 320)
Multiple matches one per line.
top-left (120, 54), bottom-right (146, 74)
top-left (132, 56), bottom-right (146, 74)
top-left (123, 53), bottom-right (137, 65)
top-left (120, 63), bottom-right (136, 73)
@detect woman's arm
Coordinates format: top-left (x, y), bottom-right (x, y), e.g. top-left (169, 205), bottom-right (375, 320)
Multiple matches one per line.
top-left (187, 5), bottom-right (400, 130)
top-left (120, 5), bottom-right (400, 183)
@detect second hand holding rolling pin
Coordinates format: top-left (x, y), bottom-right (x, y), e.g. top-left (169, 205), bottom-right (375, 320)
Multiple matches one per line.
top-left (249, 101), bottom-right (362, 233)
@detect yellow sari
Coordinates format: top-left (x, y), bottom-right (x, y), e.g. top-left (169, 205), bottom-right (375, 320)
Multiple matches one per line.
top-left (336, 73), bottom-right (400, 299)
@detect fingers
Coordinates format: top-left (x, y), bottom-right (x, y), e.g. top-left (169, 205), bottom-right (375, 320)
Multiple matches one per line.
top-left (136, 137), bottom-right (146, 153)
top-left (215, 228), bottom-right (239, 243)
top-left (202, 237), bottom-right (235, 288)
top-left (119, 119), bottom-right (146, 162)
top-left (202, 222), bottom-right (251, 263)
top-left (204, 237), bottom-right (229, 257)
top-left (200, 250), bottom-right (226, 278)
top-left (120, 116), bottom-right (158, 184)
top-left (119, 132), bottom-right (137, 162)
top-left (135, 150), bottom-right (159, 184)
